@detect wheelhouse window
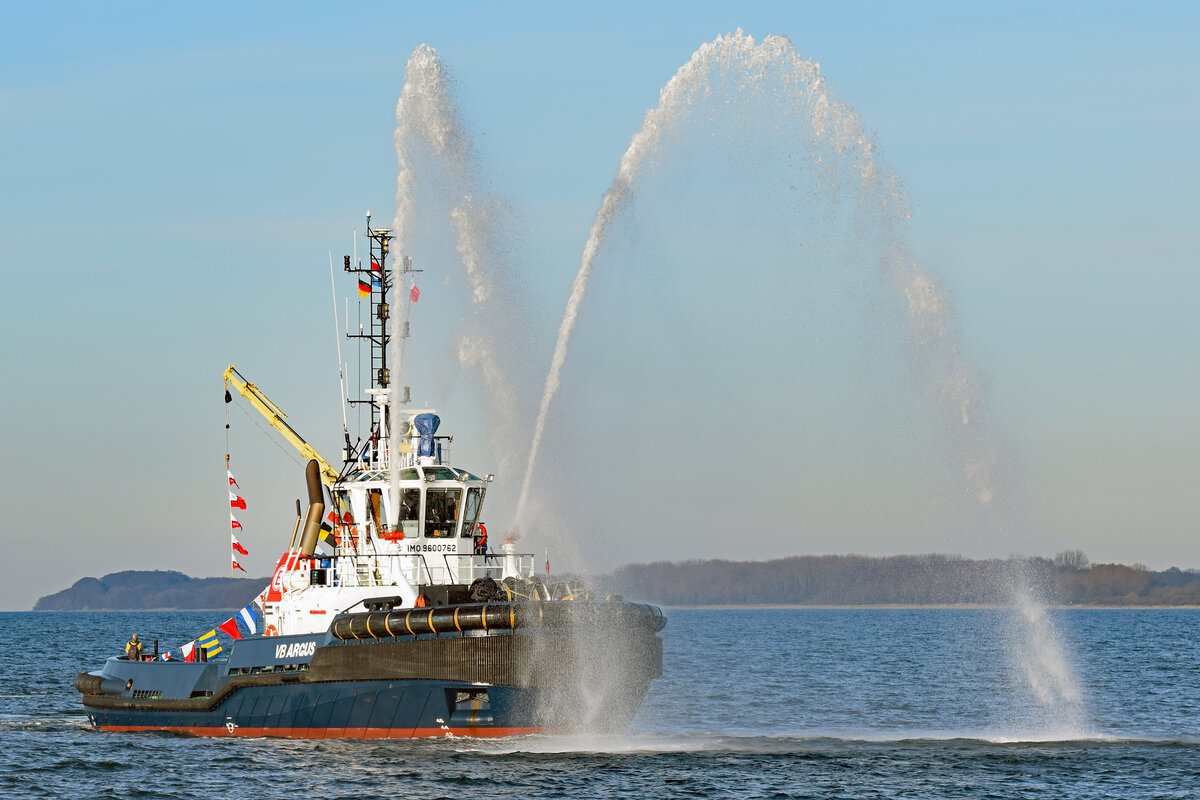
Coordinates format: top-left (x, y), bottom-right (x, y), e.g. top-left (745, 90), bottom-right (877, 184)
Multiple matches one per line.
top-left (398, 487), bottom-right (420, 538)
top-left (461, 487), bottom-right (484, 537)
top-left (424, 488), bottom-right (462, 538)
top-left (367, 488), bottom-right (383, 535)
top-left (420, 466), bottom-right (457, 481)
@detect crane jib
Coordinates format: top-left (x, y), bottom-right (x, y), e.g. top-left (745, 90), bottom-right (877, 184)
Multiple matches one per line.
top-left (222, 364), bottom-right (341, 486)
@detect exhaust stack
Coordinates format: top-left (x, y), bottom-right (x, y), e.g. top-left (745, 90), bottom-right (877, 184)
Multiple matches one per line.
top-left (297, 460), bottom-right (325, 557)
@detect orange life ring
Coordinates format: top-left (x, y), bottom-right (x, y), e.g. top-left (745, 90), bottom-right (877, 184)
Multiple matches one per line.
top-left (265, 624), bottom-right (278, 637)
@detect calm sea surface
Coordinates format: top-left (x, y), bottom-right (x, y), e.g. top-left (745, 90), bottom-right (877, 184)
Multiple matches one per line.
top-left (1, 608), bottom-right (1198, 799)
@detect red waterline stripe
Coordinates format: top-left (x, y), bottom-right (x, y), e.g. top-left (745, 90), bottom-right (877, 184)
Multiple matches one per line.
top-left (96, 724), bottom-right (548, 739)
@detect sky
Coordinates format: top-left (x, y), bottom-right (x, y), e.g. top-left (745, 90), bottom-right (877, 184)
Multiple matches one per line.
top-left (1, 1), bottom-right (1196, 609)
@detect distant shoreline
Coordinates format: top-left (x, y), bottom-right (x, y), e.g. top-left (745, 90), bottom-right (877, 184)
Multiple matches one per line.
top-left (13, 604), bottom-right (1200, 613)
top-left (661, 603), bottom-right (1200, 611)
top-left (32, 570), bottom-right (269, 613)
top-left (32, 556), bottom-right (1200, 611)
top-left (610, 554), bottom-right (1200, 607)
top-left (21, 608), bottom-right (247, 613)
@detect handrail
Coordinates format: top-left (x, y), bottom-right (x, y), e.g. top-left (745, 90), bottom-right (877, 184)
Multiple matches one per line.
top-left (309, 550), bottom-right (537, 587)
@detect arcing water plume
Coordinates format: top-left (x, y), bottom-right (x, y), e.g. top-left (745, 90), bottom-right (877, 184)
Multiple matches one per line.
top-left (1004, 570), bottom-right (1089, 735)
top-left (391, 44), bottom-right (464, 264)
top-left (516, 29), bottom-right (994, 526)
top-left (389, 44), bottom-right (529, 517)
top-left (390, 44), bottom-right (458, 511)
top-left (457, 334), bottom-right (522, 477)
top-left (450, 199), bottom-right (493, 305)
top-left (449, 198), bottom-right (524, 474)
top-left (512, 29), bottom-right (1078, 728)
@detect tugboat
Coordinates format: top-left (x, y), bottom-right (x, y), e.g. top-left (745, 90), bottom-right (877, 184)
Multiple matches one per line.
top-left (74, 216), bottom-right (666, 737)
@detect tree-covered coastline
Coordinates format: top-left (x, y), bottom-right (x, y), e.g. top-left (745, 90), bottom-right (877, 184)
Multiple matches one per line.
top-left (606, 552), bottom-right (1200, 607)
top-left (33, 553), bottom-right (1200, 610)
top-left (34, 571), bottom-right (267, 611)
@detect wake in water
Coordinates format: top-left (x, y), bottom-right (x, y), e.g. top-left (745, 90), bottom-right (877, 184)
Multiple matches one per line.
top-left (448, 729), bottom-right (1135, 758)
top-left (0, 715), bottom-right (94, 734)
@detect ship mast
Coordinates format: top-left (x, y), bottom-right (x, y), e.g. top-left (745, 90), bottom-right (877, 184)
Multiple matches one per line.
top-left (343, 213), bottom-right (417, 470)
top-left (345, 215), bottom-right (390, 428)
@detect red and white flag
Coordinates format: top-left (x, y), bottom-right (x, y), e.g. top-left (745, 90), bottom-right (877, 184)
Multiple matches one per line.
top-left (232, 556), bottom-right (247, 573)
top-left (229, 492), bottom-right (246, 510)
top-left (230, 513), bottom-right (243, 531)
top-left (227, 470), bottom-right (240, 489)
top-left (181, 641), bottom-right (196, 662)
top-left (231, 533), bottom-right (248, 556)
top-left (410, 283), bottom-right (420, 303)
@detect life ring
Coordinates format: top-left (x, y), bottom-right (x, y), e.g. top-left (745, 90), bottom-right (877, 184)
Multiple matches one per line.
top-left (414, 594), bottom-right (430, 608)
top-left (265, 624), bottom-right (278, 637)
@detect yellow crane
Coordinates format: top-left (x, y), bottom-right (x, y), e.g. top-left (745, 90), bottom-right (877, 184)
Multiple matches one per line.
top-left (223, 365), bottom-right (342, 487)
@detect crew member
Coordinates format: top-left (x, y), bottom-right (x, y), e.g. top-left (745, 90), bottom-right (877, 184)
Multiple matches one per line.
top-left (475, 522), bottom-right (489, 555)
top-left (125, 633), bottom-right (143, 661)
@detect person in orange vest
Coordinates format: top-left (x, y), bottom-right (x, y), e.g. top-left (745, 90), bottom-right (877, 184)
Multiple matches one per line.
top-left (475, 523), bottom-right (488, 555)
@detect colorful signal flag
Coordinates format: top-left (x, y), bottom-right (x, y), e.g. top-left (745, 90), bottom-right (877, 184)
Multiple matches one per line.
top-left (198, 631), bottom-right (222, 658)
top-left (237, 605), bottom-right (258, 635)
top-left (217, 618), bottom-right (244, 641)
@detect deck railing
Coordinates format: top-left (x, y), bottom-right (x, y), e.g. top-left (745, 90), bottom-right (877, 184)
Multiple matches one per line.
top-left (311, 551), bottom-right (536, 589)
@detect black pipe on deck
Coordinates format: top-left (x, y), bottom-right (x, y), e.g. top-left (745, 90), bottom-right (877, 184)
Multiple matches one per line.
top-left (330, 601), bottom-right (666, 641)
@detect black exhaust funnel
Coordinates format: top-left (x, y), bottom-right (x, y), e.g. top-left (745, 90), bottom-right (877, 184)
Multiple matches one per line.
top-left (297, 459), bottom-right (325, 557)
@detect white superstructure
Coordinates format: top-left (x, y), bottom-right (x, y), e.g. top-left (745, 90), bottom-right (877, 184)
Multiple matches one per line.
top-left (237, 218), bottom-right (538, 637)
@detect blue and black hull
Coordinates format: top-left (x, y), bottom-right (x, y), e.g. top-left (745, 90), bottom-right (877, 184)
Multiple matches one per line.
top-left (77, 601), bottom-right (665, 738)
top-left (86, 680), bottom-right (551, 738)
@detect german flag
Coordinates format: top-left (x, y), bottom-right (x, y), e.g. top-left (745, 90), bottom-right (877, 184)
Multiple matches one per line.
top-left (358, 279), bottom-right (371, 297)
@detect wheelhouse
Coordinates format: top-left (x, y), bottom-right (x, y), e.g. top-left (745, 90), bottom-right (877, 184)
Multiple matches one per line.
top-left (334, 465), bottom-right (488, 544)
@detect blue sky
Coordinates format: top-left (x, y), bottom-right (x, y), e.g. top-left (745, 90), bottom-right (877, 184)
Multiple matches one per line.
top-left (1, 2), bottom-right (1196, 609)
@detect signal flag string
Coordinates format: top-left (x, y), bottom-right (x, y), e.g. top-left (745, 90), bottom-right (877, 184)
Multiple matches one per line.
top-left (229, 467), bottom-right (248, 574)
top-left (224, 381), bottom-right (249, 575)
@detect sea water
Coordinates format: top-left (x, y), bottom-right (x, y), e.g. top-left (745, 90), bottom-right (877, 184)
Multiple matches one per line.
top-left (2, 608), bottom-right (1198, 799)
